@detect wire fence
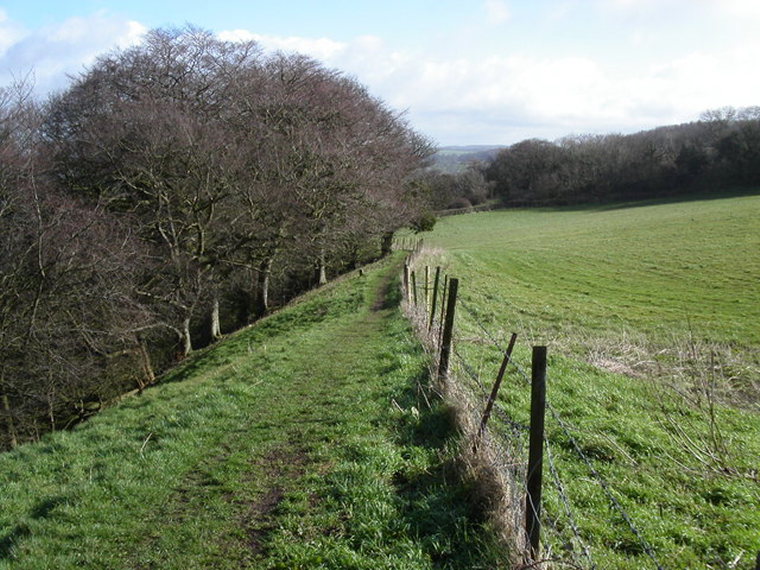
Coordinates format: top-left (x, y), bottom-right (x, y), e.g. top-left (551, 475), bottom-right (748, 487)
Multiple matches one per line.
top-left (396, 245), bottom-right (667, 569)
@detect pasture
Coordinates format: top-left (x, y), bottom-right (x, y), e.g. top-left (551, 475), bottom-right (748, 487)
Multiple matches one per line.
top-left (413, 194), bottom-right (760, 568)
top-left (427, 194), bottom-right (760, 347)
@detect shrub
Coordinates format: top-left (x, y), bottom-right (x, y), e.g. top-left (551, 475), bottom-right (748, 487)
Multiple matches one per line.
top-left (412, 211), bottom-right (437, 233)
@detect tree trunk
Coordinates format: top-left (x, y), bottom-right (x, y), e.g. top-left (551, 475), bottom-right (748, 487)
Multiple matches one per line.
top-left (381, 231), bottom-right (394, 257)
top-left (210, 296), bottom-right (222, 340)
top-left (1, 382), bottom-right (17, 449)
top-left (47, 390), bottom-right (56, 431)
top-left (256, 257), bottom-right (273, 317)
top-left (318, 247), bottom-right (327, 286)
top-left (136, 334), bottom-right (155, 392)
top-left (181, 316), bottom-right (193, 357)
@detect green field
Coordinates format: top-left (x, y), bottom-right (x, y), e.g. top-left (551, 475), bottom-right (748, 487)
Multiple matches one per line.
top-left (427, 195), bottom-right (760, 346)
top-left (412, 194), bottom-right (760, 568)
top-left (0, 256), bottom-right (504, 569)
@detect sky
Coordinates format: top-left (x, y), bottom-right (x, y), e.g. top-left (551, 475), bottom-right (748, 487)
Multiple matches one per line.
top-left (1, 0), bottom-right (759, 146)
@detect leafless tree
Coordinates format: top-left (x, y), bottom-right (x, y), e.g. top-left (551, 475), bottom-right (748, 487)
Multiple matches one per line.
top-left (2, 25), bottom-right (433, 447)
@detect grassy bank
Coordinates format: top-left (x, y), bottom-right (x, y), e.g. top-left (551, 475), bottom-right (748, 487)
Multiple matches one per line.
top-left (411, 194), bottom-right (760, 568)
top-left (0, 255), bottom-right (505, 569)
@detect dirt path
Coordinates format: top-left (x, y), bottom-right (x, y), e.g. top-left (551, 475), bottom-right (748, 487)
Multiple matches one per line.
top-left (235, 266), bottom-right (401, 554)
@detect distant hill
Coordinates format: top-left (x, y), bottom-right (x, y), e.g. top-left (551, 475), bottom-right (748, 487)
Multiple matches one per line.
top-left (431, 145), bottom-right (503, 173)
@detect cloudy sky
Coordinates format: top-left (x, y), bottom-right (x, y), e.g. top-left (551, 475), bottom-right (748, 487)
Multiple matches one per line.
top-left (1, 0), bottom-right (758, 145)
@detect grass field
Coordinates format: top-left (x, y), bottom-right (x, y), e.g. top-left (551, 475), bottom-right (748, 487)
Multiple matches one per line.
top-left (411, 194), bottom-right (760, 568)
top-left (427, 194), bottom-right (760, 346)
top-left (0, 256), bottom-right (505, 569)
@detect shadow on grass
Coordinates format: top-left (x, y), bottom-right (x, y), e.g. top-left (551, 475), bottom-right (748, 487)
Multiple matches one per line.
top-left (534, 186), bottom-right (760, 214)
top-left (0, 524), bottom-right (30, 559)
top-left (390, 372), bottom-right (505, 568)
top-left (0, 496), bottom-right (68, 559)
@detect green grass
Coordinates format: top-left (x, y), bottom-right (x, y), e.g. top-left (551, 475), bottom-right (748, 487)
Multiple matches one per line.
top-left (426, 195), bottom-right (760, 348)
top-left (413, 194), bottom-right (760, 569)
top-left (0, 255), bottom-right (506, 569)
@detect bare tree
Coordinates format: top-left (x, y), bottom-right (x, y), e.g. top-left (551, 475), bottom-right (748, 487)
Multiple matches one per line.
top-left (2, 25), bottom-right (433, 447)
top-left (1, 80), bottom-right (158, 447)
top-left (45, 27), bottom-right (261, 354)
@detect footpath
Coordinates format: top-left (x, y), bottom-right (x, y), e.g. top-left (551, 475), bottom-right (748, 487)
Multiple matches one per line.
top-left (0, 256), bottom-right (504, 569)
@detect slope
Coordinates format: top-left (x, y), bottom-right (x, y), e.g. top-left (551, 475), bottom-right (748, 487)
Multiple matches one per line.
top-left (411, 194), bottom-right (760, 568)
top-left (0, 255), bottom-right (505, 569)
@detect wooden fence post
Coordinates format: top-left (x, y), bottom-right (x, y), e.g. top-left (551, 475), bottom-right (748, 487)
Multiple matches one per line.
top-left (428, 266), bottom-right (441, 331)
top-left (438, 274), bottom-right (449, 347)
top-left (526, 346), bottom-right (547, 561)
top-left (411, 270), bottom-right (418, 306)
top-left (424, 266), bottom-right (430, 312)
top-left (437, 278), bottom-right (459, 382)
top-left (403, 263), bottom-right (411, 304)
top-left (475, 332), bottom-right (518, 448)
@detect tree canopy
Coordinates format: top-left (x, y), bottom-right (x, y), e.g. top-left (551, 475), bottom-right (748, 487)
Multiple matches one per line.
top-left (1, 26), bottom-right (433, 449)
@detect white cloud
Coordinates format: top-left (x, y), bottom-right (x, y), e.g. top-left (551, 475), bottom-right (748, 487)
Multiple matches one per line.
top-left (0, 12), bottom-right (146, 95)
top-left (0, 10), bottom-right (26, 56)
top-left (708, 0), bottom-right (760, 18)
top-left (1, 6), bottom-right (755, 146)
top-left (216, 25), bottom-right (760, 144)
top-left (600, 0), bottom-right (680, 10)
top-left (484, 0), bottom-right (511, 24)
top-left (218, 29), bottom-right (346, 61)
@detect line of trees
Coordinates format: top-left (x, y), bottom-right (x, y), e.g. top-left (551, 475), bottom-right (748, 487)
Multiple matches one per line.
top-left (416, 167), bottom-right (495, 211)
top-left (0, 26), bottom-right (434, 449)
top-left (482, 106), bottom-right (760, 205)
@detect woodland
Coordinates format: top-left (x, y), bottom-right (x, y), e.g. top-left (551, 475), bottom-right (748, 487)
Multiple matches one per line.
top-left (0, 27), bottom-right (433, 448)
top-left (427, 106), bottom-right (760, 209)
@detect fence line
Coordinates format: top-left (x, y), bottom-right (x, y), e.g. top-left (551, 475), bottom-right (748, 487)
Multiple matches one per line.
top-left (401, 257), bottom-right (667, 569)
top-left (544, 434), bottom-right (596, 569)
top-left (546, 401), bottom-right (664, 570)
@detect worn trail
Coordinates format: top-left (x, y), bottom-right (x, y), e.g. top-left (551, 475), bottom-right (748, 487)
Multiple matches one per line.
top-left (0, 256), bottom-right (504, 568)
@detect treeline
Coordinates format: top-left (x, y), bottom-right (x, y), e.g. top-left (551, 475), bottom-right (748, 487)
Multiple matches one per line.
top-left (417, 167), bottom-right (495, 211)
top-left (0, 27), bottom-right (433, 449)
top-left (482, 106), bottom-right (760, 205)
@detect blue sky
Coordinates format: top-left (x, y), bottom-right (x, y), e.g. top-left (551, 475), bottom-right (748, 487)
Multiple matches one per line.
top-left (1, 1), bottom-right (759, 145)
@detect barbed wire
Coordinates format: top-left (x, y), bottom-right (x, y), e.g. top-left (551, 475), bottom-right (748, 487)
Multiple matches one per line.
top-left (452, 347), bottom-right (529, 436)
top-left (458, 298), bottom-right (533, 385)
top-left (544, 435), bottom-right (597, 569)
top-left (404, 262), bottom-right (664, 569)
top-left (459, 298), bottom-right (509, 352)
top-left (459, 281), bottom-right (535, 331)
top-left (452, 285), bottom-right (598, 569)
top-left (546, 401), bottom-right (664, 570)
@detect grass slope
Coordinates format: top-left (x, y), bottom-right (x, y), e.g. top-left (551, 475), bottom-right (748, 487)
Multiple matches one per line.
top-left (0, 255), bottom-right (505, 569)
top-left (415, 194), bottom-right (760, 569)
top-left (427, 194), bottom-right (760, 348)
